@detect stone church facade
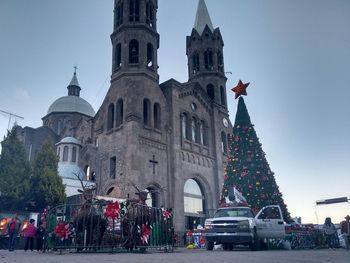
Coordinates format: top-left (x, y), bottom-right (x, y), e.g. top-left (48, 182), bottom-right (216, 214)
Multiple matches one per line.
top-left (18, 0), bottom-right (233, 232)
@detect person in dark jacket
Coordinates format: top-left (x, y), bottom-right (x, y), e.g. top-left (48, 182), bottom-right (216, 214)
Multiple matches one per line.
top-left (36, 223), bottom-right (46, 251)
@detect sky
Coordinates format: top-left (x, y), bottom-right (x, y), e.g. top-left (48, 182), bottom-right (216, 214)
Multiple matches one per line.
top-left (0, 0), bottom-right (349, 224)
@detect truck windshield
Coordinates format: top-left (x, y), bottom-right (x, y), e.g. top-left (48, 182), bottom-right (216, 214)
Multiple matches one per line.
top-left (214, 208), bottom-right (254, 218)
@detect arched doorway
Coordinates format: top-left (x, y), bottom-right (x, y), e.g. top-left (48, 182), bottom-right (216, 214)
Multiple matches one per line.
top-left (184, 179), bottom-right (205, 230)
top-left (145, 187), bottom-right (160, 208)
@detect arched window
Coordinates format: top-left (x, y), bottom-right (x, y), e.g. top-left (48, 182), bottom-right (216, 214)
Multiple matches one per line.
top-left (181, 113), bottom-right (188, 139)
top-left (107, 103), bottom-right (115, 130)
top-left (129, 39), bottom-right (139, 64)
top-left (153, 103), bottom-right (161, 129)
top-left (147, 43), bottom-right (154, 68)
top-left (115, 1), bottom-right (124, 27)
top-left (220, 86), bottom-right (226, 106)
top-left (207, 84), bottom-right (215, 100)
top-left (145, 188), bottom-right (159, 207)
top-left (192, 53), bottom-right (200, 73)
top-left (184, 179), bottom-right (204, 215)
top-left (63, 146), bottom-right (68, 162)
top-left (199, 121), bottom-right (204, 145)
top-left (217, 52), bottom-right (224, 72)
top-left (202, 120), bottom-right (209, 147)
top-left (143, 98), bottom-right (151, 126)
top-left (115, 43), bottom-right (122, 70)
top-left (116, 99), bottom-right (124, 126)
top-left (146, 1), bottom-right (154, 27)
top-left (204, 50), bottom-right (213, 70)
top-left (57, 120), bottom-right (63, 134)
top-left (129, 0), bottom-right (140, 22)
top-left (72, 146), bottom-right (77, 163)
top-left (110, 156), bottom-right (116, 179)
top-left (191, 117), bottom-right (196, 142)
top-left (221, 131), bottom-right (227, 154)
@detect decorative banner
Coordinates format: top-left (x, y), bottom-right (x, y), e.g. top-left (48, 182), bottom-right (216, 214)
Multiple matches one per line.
top-left (53, 222), bottom-right (71, 241)
top-left (104, 201), bottom-right (121, 220)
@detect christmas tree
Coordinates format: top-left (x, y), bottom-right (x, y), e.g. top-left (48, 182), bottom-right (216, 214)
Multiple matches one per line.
top-left (221, 80), bottom-right (291, 222)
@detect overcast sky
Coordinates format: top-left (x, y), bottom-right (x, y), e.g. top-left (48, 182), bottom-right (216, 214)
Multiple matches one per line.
top-left (0, 0), bottom-right (349, 224)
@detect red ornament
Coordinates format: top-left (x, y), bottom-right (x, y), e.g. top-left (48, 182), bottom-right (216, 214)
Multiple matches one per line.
top-left (162, 208), bottom-right (172, 221)
top-left (104, 201), bottom-right (121, 220)
top-left (140, 224), bottom-right (152, 245)
top-left (53, 222), bottom-right (72, 241)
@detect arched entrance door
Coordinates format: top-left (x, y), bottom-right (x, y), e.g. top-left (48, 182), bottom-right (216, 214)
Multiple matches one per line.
top-left (184, 179), bottom-right (205, 230)
top-left (145, 187), bottom-right (160, 207)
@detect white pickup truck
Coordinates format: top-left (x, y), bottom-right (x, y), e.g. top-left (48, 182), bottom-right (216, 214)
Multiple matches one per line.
top-left (204, 205), bottom-right (285, 251)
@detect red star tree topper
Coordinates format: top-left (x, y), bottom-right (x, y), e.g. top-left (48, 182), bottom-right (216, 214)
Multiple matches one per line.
top-left (232, 80), bottom-right (250, 99)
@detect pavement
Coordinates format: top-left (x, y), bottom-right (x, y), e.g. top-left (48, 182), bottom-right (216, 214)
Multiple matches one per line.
top-left (0, 248), bottom-right (349, 263)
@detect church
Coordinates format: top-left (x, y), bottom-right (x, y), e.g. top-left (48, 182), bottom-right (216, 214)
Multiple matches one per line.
top-left (16, 0), bottom-right (233, 232)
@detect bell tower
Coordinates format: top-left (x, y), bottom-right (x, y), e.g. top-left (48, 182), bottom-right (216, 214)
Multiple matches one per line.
top-left (186, 0), bottom-right (227, 108)
top-left (111, 0), bottom-right (159, 84)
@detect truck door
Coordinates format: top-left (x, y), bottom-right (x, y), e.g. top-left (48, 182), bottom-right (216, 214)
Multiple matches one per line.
top-left (255, 205), bottom-right (285, 239)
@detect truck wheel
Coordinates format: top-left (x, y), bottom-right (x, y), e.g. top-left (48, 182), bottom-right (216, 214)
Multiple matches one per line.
top-left (250, 233), bottom-right (260, 251)
top-left (222, 244), bottom-right (233, 251)
top-left (206, 241), bottom-right (214, 251)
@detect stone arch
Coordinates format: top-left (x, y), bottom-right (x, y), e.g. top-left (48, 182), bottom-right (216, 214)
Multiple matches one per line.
top-left (182, 173), bottom-right (214, 220)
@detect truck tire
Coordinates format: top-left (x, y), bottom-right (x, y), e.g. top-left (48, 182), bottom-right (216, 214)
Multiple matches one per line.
top-left (249, 232), bottom-right (260, 251)
top-left (223, 244), bottom-right (233, 251)
top-left (206, 241), bottom-right (214, 251)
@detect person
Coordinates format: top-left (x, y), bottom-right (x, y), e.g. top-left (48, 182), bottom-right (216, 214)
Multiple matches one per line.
top-left (340, 215), bottom-right (350, 250)
top-left (7, 213), bottom-right (21, 251)
top-left (24, 219), bottom-right (37, 251)
top-left (36, 222), bottom-right (46, 251)
top-left (323, 217), bottom-right (336, 249)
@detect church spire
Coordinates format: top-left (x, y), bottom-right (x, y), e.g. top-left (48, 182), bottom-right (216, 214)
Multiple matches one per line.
top-left (193, 0), bottom-right (214, 35)
top-left (67, 67), bottom-right (81, 97)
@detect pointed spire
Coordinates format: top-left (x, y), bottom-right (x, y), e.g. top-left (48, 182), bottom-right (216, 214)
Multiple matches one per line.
top-left (234, 97), bottom-right (252, 126)
top-left (193, 0), bottom-right (214, 35)
top-left (69, 66), bottom-right (80, 87)
top-left (67, 66), bottom-right (81, 97)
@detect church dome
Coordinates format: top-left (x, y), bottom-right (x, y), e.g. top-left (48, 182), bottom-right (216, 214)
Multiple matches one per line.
top-left (58, 163), bottom-right (85, 180)
top-left (59, 136), bottom-right (80, 145)
top-left (47, 96), bottom-right (95, 117)
top-left (47, 71), bottom-right (95, 117)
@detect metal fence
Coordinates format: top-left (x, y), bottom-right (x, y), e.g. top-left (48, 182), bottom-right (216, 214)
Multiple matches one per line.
top-left (43, 201), bottom-right (174, 253)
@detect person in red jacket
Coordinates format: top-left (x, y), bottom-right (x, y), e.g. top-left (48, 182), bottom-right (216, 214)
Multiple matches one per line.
top-left (24, 219), bottom-right (36, 251)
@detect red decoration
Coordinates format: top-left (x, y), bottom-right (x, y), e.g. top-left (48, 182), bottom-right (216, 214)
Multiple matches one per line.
top-left (140, 224), bottom-right (151, 245)
top-left (104, 201), bottom-right (121, 220)
top-left (162, 208), bottom-right (172, 221)
top-left (232, 80), bottom-right (250, 99)
top-left (53, 222), bottom-right (71, 241)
